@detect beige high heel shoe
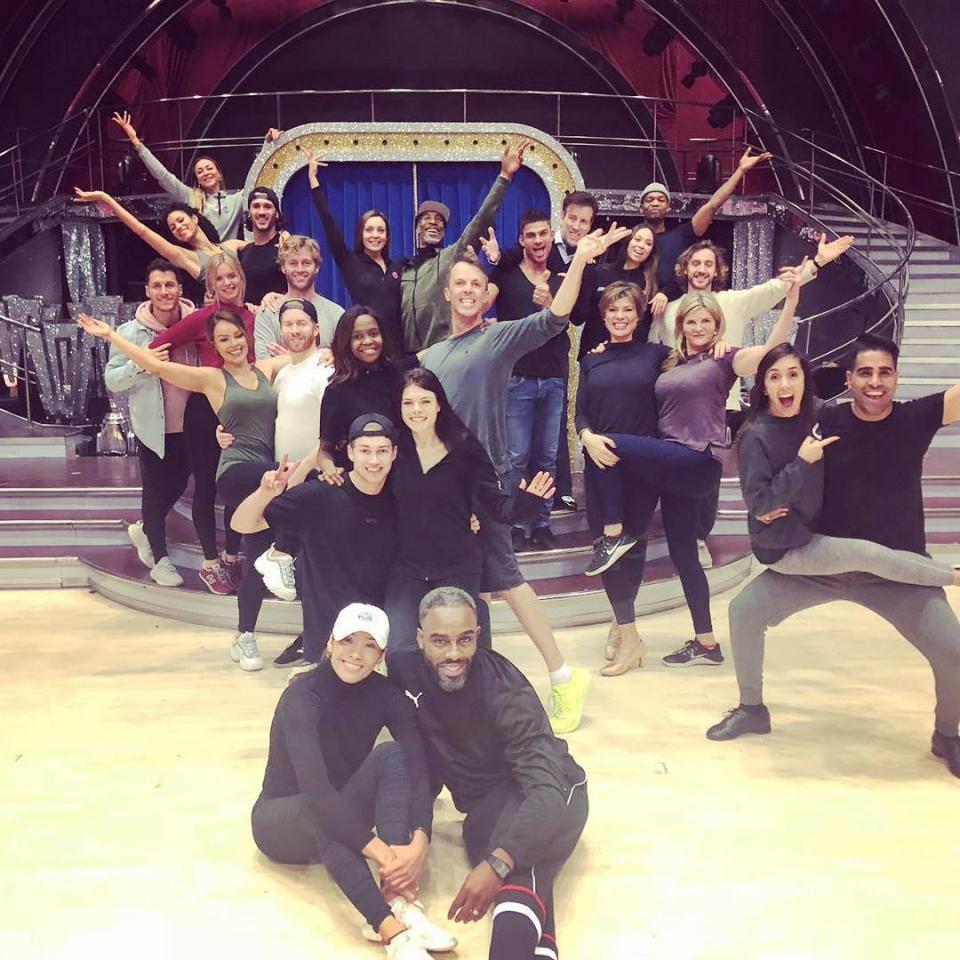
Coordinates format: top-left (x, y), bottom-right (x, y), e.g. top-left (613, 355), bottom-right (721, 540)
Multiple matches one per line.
top-left (604, 621), bottom-right (621, 661)
top-left (600, 638), bottom-right (647, 677)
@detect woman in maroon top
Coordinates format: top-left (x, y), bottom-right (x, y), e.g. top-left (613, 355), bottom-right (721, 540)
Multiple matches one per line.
top-left (149, 250), bottom-right (256, 594)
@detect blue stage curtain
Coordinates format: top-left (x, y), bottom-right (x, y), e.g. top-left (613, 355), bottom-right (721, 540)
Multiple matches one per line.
top-left (281, 161), bottom-right (550, 307)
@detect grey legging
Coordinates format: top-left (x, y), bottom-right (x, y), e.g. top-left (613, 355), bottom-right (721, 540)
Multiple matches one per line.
top-left (251, 742), bottom-right (411, 931)
top-left (728, 570), bottom-right (960, 736)
top-left (769, 534), bottom-right (954, 587)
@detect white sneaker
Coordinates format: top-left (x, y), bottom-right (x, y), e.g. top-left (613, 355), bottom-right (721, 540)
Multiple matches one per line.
top-left (149, 556), bottom-right (183, 587)
top-left (697, 539), bottom-right (714, 569)
top-left (128, 521), bottom-right (155, 569)
top-left (231, 632), bottom-right (263, 671)
top-left (362, 900), bottom-right (457, 952)
top-left (385, 931), bottom-right (432, 960)
top-left (254, 546), bottom-right (298, 601)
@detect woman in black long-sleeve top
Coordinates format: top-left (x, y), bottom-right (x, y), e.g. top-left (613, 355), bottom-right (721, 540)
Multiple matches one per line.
top-left (574, 281), bottom-right (670, 674)
top-left (252, 603), bottom-right (455, 957)
top-left (308, 153), bottom-right (404, 344)
top-left (384, 367), bottom-right (554, 666)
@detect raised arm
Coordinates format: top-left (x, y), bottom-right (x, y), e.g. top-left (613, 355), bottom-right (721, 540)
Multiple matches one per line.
top-left (307, 153), bottom-right (352, 271)
top-left (691, 147), bottom-right (772, 237)
top-left (111, 112), bottom-right (193, 203)
top-left (74, 189), bottom-right (201, 277)
top-left (732, 264), bottom-right (803, 378)
top-left (78, 313), bottom-right (217, 395)
top-left (552, 225), bottom-right (632, 317)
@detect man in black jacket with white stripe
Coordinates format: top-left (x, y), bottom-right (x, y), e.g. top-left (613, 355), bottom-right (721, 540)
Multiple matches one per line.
top-left (388, 586), bottom-right (588, 960)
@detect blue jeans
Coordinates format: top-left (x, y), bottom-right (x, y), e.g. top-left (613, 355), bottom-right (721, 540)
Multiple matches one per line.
top-left (506, 374), bottom-right (564, 531)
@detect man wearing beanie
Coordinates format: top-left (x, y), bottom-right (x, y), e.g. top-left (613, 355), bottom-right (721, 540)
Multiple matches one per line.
top-left (230, 414), bottom-right (398, 664)
top-left (639, 146), bottom-right (771, 308)
top-left (239, 186), bottom-right (286, 306)
top-left (400, 139), bottom-right (530, 352)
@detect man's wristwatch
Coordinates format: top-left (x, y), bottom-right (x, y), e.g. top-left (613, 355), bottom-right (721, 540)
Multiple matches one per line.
top-left (485, 854), bottom-right (512, 881)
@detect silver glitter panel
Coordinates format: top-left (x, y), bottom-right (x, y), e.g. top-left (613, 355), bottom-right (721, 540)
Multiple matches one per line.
top-left (244, 123), bottom-right (584, 219)
top-left (62, 221), bottom-right (107, 303)
top-left (732, 217), bottom-right (775, 290)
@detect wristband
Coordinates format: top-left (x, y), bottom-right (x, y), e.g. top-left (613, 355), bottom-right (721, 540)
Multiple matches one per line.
top-left (485, 853), bottom-right (511, 881)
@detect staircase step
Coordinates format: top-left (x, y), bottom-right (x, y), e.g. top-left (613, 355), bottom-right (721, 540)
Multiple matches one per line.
top-left (898, 358), bottom-right (960, 378)
top-left (905, 278), bottom-right (960, 293)
top-left (903, 312), bottom-right (960, 327)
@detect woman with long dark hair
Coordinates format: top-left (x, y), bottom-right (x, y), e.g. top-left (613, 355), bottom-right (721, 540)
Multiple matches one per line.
top-left (594, 224), bottom-right (658, 343)
top-left (308, 154), bottom-right (404, 344)
top-left (76, 307), bottom-right (290, 673)
top-left (738, 342), bottom-right (958, 584)
top-left (383, 367), bottom-right (554, 663)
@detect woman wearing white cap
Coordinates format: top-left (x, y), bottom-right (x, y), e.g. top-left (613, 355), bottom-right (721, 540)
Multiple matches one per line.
top-left (252, 602), bottom-right (456, 960)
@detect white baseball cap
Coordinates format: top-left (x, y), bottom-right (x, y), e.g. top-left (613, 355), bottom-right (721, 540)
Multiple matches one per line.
top-left (332, 603), bottom-right (390, 650)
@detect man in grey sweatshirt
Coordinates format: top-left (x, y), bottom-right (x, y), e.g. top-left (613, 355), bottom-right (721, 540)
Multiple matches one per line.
top-left (420, 224), bottom-right (629, 735)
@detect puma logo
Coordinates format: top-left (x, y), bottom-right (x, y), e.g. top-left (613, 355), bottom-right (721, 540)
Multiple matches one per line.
top-left (405, 689), bottom-right (424, 709)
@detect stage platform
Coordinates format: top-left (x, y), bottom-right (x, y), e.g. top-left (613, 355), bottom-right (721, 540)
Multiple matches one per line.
top-left (2, 584), bottom-right (958, 960)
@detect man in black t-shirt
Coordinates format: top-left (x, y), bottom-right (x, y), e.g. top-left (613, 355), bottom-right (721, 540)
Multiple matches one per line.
top-left (231, 414), bottom-right (398, 664)
top-left (488, 209), bottom-right (574, 550)
top-left (707, 334), bottom-right (960, 779)
top-left (238, 187), bottom-right (286, 307)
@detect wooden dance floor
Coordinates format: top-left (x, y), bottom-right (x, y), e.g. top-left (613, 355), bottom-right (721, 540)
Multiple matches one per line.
top-left (3, 579), bottom-right (959, 959)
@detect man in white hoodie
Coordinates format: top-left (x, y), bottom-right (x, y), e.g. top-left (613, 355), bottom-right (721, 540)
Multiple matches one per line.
top-left (104, 258), bottom-right (195, 586)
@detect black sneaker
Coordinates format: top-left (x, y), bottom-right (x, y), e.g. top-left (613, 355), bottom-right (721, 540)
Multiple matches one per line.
top-left (558, 495), bottom-right (578, 512)
top-left (931, 731), bottom-right (960, 778)
top-left (584, 532), bottom-right (639, 576)
top-left (511, 527), bottom-right (528, 552)
top-left (662, 639), bottom-right (724, 667)
top-left (273, 635), bottom-right (306, 668)
top-left (530, 527), bottom-right (558, 550)
top-left (706, 705), bottom-right (772, 741)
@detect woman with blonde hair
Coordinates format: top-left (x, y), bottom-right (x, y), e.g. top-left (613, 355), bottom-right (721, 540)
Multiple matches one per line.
top-left (580, 269), bottom-right (806, 673)
top-left (147, 250), bottom-right (257, 593)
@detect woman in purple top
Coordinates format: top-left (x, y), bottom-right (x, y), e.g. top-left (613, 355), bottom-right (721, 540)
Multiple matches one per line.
top-left (583, 272), bottom-right (802, 674)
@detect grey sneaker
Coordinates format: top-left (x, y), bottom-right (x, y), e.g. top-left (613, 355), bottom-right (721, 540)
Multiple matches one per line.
top-left (230, 632), bottom-right (263, 671)
top-left (128, 521), bottom-right (155, 569)
top-left (584, 532), bottom-right (639, 576)
top-left (697, 539), bottom-right (714, 569)
top-left (149, 556), bottom-right (182, 587)
top-left (254, 546), bottom-right (298, 601)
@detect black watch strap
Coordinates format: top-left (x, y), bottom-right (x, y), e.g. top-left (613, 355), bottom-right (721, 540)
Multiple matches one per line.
top-left (485, 853), bottom-right (511, 880)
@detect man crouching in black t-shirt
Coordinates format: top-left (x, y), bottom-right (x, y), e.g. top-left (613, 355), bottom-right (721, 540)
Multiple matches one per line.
top-left (707, 333), bottom-right (960, 779)
top-left (388, 586), bottom-right (588, 960)
top-left (231, 414), bottom-right (398, 665)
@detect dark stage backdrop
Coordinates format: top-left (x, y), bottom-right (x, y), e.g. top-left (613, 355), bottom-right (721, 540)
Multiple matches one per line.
top-left (282, 161), bottom-right (550, 307)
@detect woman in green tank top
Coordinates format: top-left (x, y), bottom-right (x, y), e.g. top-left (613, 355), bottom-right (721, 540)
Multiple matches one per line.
top-left (78, 307), bottom-right (292, 673)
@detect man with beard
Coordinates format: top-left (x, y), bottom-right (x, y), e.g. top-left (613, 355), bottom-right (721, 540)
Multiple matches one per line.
top-left (238, 186), bottom-right (286, 306)
top-left (400, 139), bottom-right (530, 352)
top-left (388, 586), bottom-right (588, 960)
top-left (707, 334), bottom-right (960, 781)
top-left (254, 235), bottom-right (343, 359)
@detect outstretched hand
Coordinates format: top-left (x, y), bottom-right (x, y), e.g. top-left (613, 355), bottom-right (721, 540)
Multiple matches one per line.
top-left (307, 151), bottom-right (328, 186)
top-left (111, 111), bottom-right (138, 144)
top-left (575, 223), bottom-right (633, 264)
top-left (478, 227), bottom-right (500, 263)
top-left (501, 138), bottom-right (531, 179)
top-left (259, 455), bottom-right (299, 496)
top-left (519, 471), bottom-right (556, 501)
top-left (448, 862), bottom-right (502, 923)
top-left (784, 257), bottom-right (807, 301)
top-left (650, 291), bottom-right (668, 320)
top-left (817, 232), bottom-right (855, 265)
top-left (738, 146), bottom-right (773, 173)
top-left (73, 187), bottom-right (107, 204)
top-left (76, 312), bottom-right (113, 340)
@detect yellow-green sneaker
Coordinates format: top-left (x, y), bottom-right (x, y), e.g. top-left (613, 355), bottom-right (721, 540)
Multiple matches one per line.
top-left (548, 666), bottom-right (591, 734)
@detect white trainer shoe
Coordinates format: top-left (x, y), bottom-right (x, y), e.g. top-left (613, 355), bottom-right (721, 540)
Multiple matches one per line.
top-left (254, 546), bottom-right (298, 601)
top-left (149, 556), bottom-right (183, 587)
top-left (697, 539), bottom-right (714, 569)
top-left (362, 899), bottom-right (457, 952)
top-left (384, 930), bottom-right (432, 960)
top-left (128, 521), bottom-right (155, 569)
top-left (231, 631), bottom-right (263, 671)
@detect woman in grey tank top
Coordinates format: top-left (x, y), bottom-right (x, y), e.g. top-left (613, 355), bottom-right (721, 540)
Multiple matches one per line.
top-left (77, 307), bottom-right (291, 674)
top-left (74, 189), bottom-right (250, 289)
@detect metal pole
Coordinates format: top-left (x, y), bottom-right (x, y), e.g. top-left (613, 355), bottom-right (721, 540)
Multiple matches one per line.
top-left (880, 153), bottom-right (888, 223)
top-left (652, 101), bottom-right (658, 182)
top-left (10, 150), bottom-right (19, 218)
top-left (177, 101), bottom-right (184, 180)
top-left (86, 110), bottom-right (94, 189)
top-left (462, 92), bottom-right (467, 124)
top-left (97, 108), bottom-right (105, 189)
top-left (808, 131), bottom-right (815, 216)
top-left (275, 93), bottom-right (282, 132)
top-left (556, 94), bottom-right (561, 139)
top-left (370, 91), bottom-right (376, 122)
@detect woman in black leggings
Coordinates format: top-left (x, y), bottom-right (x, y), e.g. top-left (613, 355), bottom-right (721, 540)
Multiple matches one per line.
top-left (77, 308), bottom-right (289, 673)
top-left (253, 602), bottom-right (455, 960)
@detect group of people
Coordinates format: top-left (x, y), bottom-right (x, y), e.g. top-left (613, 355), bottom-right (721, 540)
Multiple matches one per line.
top-left (69, 120), bottom-right (960, 959)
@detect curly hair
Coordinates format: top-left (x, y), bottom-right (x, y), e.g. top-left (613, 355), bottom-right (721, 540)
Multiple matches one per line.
top-left (674, 240), bottom-right (729, 291)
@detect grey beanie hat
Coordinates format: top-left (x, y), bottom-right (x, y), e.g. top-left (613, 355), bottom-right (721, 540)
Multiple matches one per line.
top-left (639, 182), bottom-right (671, 203)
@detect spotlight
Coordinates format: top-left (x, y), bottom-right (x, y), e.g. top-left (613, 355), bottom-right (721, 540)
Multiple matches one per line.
top-left (681, 60), bottom-right (709, 89)
top-left (642, 22), bottom-right (676, 56)
top-left (707, 95), bottom-right (740, 129)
